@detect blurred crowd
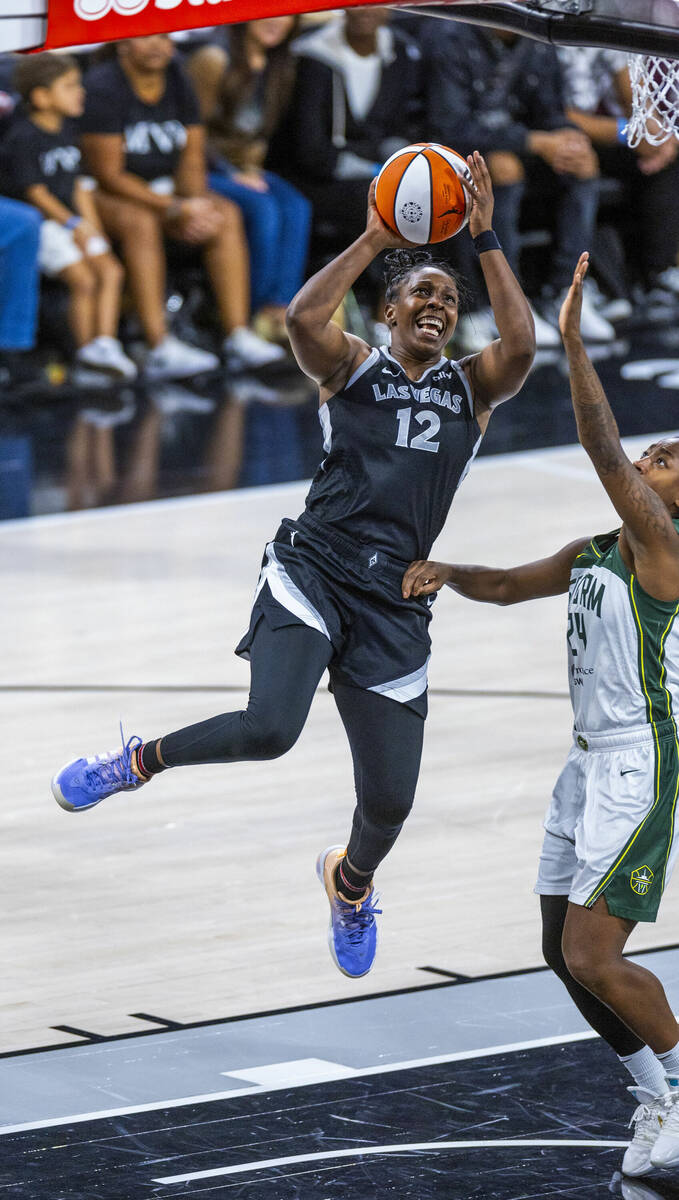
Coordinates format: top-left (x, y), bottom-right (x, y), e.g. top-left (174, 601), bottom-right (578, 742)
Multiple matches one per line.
top-left (2, 6), bottom-right (679, 395)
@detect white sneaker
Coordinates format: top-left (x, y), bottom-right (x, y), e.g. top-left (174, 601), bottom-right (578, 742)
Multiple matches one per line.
top-left (223, 326), bottom-right (286, 370)
top-left (145, 334), bottom-right (219, 381)
top-left (600, 297), bottom-right (633, 322)
top-left (623, 1086), bottom-right (669, 1177)
top-left (536, 290), bottom-right (615, 344)
top-left (654, 266), bottom-right (679, 296)
top-left (622, 1180), bottom-right (667, 1200)
top-left (650, 1083), bottom-right (679, 1168)
top-left (529, 304), bottom-right (561, 348)
top-left (453, 308), bottom-right (498, 354)
top-left (578, 289), bottom-right (616, 342)
top-left (582, 277), bottom-right (633, 323)
top-left (76, 336), bottom-right (138, 380)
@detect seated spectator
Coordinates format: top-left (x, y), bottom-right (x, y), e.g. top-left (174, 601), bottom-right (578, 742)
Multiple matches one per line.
top-left (186, 17), bottom-right (311, 346)
top-left (285, 7), bottom-right (424, 256)
top-left (425, 26), bottom-right (614, 347)
top-left (80, 35), bottom-right (284, 379)
top-left (0, 196), bottom-right (42, 387)
top-left (558, 45), bottom-right (679, 308)
top-left (4, 53), bottom-right (137, 383)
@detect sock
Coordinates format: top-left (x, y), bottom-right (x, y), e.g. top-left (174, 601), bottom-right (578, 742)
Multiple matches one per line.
top-left (657, 1039), bottom-right (679, 1087)
top-left (620, 1045), bottom-right (670, 1097)
top-left (334, 857), bottom-right (372, 902)
top-left (136, 739), bottom-right (166, 778)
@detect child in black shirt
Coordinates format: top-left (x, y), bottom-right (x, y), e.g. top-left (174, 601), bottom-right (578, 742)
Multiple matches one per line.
top-left (6, 53), bottom-right (137, 381)
top-left (80, 35), bottom-right (285, 378)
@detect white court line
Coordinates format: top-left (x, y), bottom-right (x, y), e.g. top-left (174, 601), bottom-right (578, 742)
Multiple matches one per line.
top-left (221, 1057), bottom-right (358, 1086)
top-left (1, 431), bottom-right (673, 535)
top-left (0, 1027), bottom-right (597, 1136)
top-left (154, 1138), bottom-right (629, 1184)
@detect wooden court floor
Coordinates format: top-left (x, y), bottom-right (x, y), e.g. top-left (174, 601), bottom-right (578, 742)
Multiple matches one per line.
top-left (2, 432), bottom-right (678, 1056)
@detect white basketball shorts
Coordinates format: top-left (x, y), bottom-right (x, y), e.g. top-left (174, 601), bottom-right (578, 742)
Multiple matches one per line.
top-left (534, 719), bottom-right (679, 921)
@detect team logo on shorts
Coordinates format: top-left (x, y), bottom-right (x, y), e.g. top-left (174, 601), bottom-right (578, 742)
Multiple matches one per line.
top-left (630, 865), bottom-right (654, 895)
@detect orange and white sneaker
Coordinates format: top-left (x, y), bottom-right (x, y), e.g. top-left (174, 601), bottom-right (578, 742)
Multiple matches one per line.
top-left (316, 845), bottom-right (381, 978)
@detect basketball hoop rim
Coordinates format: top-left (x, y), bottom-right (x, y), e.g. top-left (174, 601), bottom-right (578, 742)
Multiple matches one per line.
top-left (399, 1), bottom-right (679, 60)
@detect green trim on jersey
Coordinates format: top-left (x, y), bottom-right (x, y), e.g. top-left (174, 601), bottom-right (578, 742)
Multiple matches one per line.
top-left (578, 521), bottom-right (679, 918)
top-left (573, 530), bottom-right (619, 571)
top-left (629, 579), bottom-right (679, 727)
top-left (596, 722), bottom-right (679, 920)
top-left (582, 570), bottom-right (679, 918)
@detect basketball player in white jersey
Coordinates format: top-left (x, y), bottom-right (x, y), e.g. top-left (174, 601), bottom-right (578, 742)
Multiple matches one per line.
top-left (402, 253), bottom-right (679, 1177)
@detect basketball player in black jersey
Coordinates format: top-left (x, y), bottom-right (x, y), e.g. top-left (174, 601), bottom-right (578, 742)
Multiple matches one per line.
top-left (52, 152), bottom-right (536, 979)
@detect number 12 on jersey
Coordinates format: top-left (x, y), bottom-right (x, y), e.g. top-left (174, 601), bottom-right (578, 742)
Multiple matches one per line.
top-left (395, 407), bottom-right (440, 454)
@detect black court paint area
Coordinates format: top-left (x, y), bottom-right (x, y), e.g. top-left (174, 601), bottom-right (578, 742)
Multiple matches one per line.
top-left (5, 1039), bottom-right (679, 1200)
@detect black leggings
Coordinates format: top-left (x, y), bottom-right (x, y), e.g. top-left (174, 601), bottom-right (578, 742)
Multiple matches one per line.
top-left (540, 894), bottom-right (643, 1057)
top-left (158, 619), bottom-right (425, 872)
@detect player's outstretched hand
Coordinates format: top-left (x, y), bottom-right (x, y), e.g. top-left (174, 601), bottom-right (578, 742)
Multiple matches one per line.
top-left (402, 560), bottom-right (453, 599)
top-left (462, 151), bottom-right (494, 239)
top-left (558, 251), bottom-right (589, 343)
top-left (365, 177), bottom-right (417, 250)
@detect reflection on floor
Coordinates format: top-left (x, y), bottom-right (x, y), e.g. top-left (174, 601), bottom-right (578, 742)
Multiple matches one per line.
top-left (4, 948), bottom-right (679, 1198)
top-left (2, 318), bottom-right (679, 521)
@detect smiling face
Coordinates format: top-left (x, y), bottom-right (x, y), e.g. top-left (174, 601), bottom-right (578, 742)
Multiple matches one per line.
top-left (634, 439), bottom-right (679, 515)
top-left (384, 267), bottom-right (459, 362)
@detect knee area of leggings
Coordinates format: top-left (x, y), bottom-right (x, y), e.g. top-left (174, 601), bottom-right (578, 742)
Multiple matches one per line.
top-left (239, 715), bottom-right (300, 760)
top-left (361, 792), bottom-right (414, 829)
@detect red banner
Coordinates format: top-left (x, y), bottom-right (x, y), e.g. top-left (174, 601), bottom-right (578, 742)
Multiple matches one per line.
top-left (40, 0), bottom-right (388, 51)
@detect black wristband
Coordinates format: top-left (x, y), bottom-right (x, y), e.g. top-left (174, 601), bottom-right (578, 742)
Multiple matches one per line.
top-left (473, 230), bottom-right (502, 254)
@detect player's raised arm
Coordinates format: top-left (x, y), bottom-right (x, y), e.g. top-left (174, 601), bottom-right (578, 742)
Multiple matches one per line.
top-left (402, 538), bottom-right (589, 604)
top-left (459, 152), bottom-right (536, 428)
top-left (559, 253), bottom-right (679, 600)
top-left (285, 180), bottom-right (410, 399)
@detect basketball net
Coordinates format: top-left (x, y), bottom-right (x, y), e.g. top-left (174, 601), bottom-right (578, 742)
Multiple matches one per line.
top-left (627, 52), bottom-right (679, 146)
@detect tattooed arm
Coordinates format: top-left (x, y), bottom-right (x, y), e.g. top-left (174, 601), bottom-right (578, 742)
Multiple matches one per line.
top-left (559, 253), bottom-right (679, 601)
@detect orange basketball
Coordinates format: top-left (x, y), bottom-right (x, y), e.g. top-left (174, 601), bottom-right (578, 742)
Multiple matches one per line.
top-left (375, 143), bottom-right (473, 245)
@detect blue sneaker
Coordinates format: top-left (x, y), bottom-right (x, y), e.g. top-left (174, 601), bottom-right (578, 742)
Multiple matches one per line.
top-left (52, 725), bottom-right (147, 812)
top-left (316, 845), bottom-right (381, 978)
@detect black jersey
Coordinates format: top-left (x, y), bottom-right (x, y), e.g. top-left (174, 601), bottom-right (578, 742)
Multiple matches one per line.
top-left (303, 346), bottom-right (482, 562)
top-left (2, 117), bottom-right (82, 208)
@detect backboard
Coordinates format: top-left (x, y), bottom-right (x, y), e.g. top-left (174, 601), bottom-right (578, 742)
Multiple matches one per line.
top-left (1, 0), bottom-right (678, 61)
